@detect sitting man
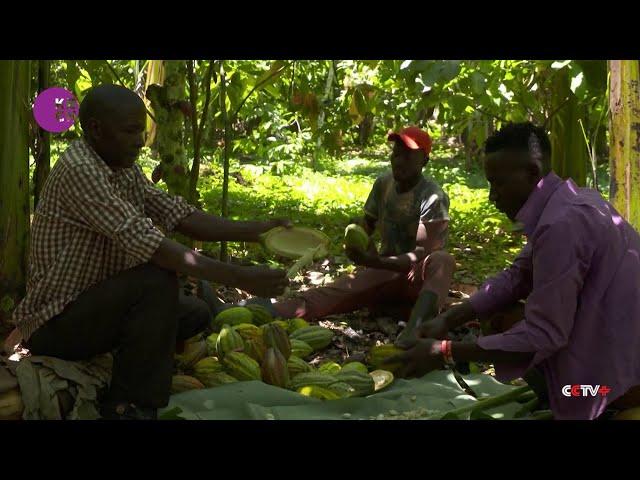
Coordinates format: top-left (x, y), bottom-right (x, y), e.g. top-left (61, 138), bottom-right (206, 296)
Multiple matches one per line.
top-left (274, 126), bottom-right (456, 346)
top-left (388, 122), bottom-right (640, 420)
top-left (5, 84), bottom-right (289, 419)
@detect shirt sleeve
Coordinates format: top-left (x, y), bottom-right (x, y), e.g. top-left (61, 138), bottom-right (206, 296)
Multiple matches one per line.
top-left (135, 165), bottom-right (197, 232)
top-left (476, 220), bottom-right (593, 381)
top-left (469, 241), bottom-right (534, 315)
top-left (419, 188), bottom-right (450, 223)
top-left (60, 164), bottom-right (165, 263)
top-left (418, 187), bottom-right (450, 252)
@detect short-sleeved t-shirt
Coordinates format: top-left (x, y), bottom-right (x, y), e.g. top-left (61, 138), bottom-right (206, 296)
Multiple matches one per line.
top-left (364, 172), bottom-right (450, 256)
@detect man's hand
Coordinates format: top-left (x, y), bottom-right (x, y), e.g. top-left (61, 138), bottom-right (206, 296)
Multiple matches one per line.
top-left (235, 265), bottom-right (289, 297)
top-left (384, 338), bottom-right (444, 378)
top-left (416, 314), bottom-right (451, 340)
top-left (254, 218), bottom-right (293, 240)
top-left (269, 218), bottom-right (293, 230)
top-left (3, 328), bottom-right (23, 354)
top-left (176, 211), bottom-right (293, 243)
top-left (345, 247), bottom-right (377, 268)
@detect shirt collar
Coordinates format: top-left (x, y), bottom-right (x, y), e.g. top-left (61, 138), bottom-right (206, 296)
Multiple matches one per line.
top-left (78, 137), bottom-right (130, 181)
top-left (515, 172), bottom-right (566, 237)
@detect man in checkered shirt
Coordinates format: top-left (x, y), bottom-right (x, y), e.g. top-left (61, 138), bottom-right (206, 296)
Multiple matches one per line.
top-left (8, 84), bottom-right (290, 419)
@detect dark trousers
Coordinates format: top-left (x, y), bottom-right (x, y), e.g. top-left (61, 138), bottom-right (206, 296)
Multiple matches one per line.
top-left (25, 263), bottom-right (213, 409)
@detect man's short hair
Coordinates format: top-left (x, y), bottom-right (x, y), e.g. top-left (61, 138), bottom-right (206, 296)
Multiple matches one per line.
top-left (79, 84), bottom-right (144, 132)
top-left (484, 122), bottom-right (552, 174)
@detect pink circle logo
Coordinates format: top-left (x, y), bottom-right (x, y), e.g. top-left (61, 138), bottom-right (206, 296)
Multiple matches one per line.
top-left (33, 87), bottom-right (79, 133)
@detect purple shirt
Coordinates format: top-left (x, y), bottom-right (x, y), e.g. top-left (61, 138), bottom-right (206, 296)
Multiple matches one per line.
top-left (470, 172), bottom-right (640, 420)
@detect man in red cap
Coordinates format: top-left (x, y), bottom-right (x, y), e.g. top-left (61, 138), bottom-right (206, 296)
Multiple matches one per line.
top-left (274, 126), bottom-right (455, 346)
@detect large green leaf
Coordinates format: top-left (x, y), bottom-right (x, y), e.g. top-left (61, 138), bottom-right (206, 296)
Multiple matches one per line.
top-left (159, 370), bottom-right (533, 420)
top-left (459, 373), bottom-right (521, 399)
top-left (226, 71), bottom-right (246, 113)
top-left (74, 68), bottom-right (93, 101)
top-left (65, 61), bottom-right (81, 93)
top-left (447, 94), bottom-right (471, 115)
top-left (255, 60), bottom-right (288, 89)
top-left (549, 66), bottom-right (589, 186)
top-left (470, 71), bottom-right (487, 96)
top-left (353, 88), bottom-right (368, 116)
top-left (574, 60), bottom-right (607, 92)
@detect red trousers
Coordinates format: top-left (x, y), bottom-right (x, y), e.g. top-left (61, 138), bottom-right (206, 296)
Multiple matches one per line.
top-left (274, 251), bottom-right (456, 321)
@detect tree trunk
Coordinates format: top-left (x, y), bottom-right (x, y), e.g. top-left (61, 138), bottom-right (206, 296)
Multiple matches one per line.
top-left (146, 60), bottom-right (190, 199)
top-left (146, 60), bottom-right (193, 249)
top-left (33, 60), bottom-right (50, 209)
top-left (358, 113), bottom-right (375, 147)
top-left (219, 62), bottom-right (231, 262)
top-left (464, 118), bottom-right (473, 170)
top-left (0, 60), bottom-right (31, 323)
top-left (187, 60), bottom-right (215, 206)
top-left (609, 60), bottom-right (640, 231)
top-left (312, 60), bottom-right (335, 171)
top-left (549, 67), bottom-right (588, 187)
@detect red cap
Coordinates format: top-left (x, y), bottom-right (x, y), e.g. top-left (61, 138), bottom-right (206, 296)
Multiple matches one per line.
top-left (387, 126), bottom-right (432, 156)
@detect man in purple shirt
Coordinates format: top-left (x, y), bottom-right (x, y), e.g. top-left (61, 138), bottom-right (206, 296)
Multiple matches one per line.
top-left (387, 122), bottom-right (640, 420)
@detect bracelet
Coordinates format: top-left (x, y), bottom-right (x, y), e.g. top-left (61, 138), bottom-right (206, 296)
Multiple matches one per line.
top-left (440, 340), bottom-right (455, 366)
top-left (446, 341), bottom-right (455, 366)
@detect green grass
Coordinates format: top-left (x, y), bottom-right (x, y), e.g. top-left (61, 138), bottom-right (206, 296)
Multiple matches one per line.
top-left (38, 141), bottom-right (612, 285)
top-left (165, 147), bottom-right (526, 284)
